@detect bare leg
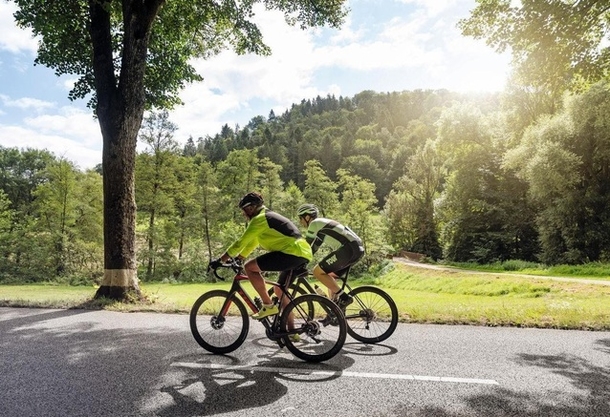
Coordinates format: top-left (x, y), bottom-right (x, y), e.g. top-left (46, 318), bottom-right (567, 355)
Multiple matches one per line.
top-left (244, 259), bottom-right (273, 305)
top-left (313, 265), bottom-right (341, 298)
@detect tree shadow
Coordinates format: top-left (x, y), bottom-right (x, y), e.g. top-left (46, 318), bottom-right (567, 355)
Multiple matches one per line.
top-left (377, 340), bottom-right (610, 417)
top-left (595, 338), bottom-right (610, 355)
top-left (0, 306), bottom-right (89, 328)
top-left (1, 307), bottom-right (359, 417)
top-left (0, 308), bottom-right (201, 416)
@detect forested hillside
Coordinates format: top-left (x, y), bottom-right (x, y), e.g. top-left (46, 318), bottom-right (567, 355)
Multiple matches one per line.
top-left (2, 86), bottom-right (610, 284)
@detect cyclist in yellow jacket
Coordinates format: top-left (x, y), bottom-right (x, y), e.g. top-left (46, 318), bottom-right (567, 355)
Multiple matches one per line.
top-left (212, 192), bottom-right (312, 320)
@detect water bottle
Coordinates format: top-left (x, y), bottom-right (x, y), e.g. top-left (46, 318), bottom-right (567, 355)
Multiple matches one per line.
top-left (314, 285), bottom-right (326, 297)
top-left (254, 296), bottom-right (263, 309)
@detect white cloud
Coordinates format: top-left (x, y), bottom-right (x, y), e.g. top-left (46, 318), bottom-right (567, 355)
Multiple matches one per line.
top-left (24, 106), bottom-right (101, 147)
top-left (397, 0), bottom-right (462, 17)
top-left (1, 95), bottom-right (54, 112)
top-left (0, 124), bottom-right (101, 170)
top-left (170, 8), bottom-right (331, 139)
top-left (0, 3), bottom-right (38, 54)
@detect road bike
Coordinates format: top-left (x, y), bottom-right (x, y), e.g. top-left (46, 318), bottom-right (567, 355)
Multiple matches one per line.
top-left (190, 259), bottom-right (347, 363)
top-left (269, 265), bottom-right (398, 343)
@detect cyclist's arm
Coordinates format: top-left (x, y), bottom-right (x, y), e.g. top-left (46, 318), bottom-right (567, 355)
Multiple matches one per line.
top-left (307, 234), bottom-right (324, 254)
top-left (305, 221), bottom-right (324, 254)
top-left (225, 215), bottom-right (264, 258)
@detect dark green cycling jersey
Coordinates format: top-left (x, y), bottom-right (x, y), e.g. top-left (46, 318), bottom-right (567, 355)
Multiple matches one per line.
top-left (226, 207), bottom-right (313, 261)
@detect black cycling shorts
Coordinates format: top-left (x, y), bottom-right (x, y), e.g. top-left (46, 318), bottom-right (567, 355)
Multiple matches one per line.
top-left (319, 241), bottom-right (364, 276)
top-left (256, 252), bottom-right (309, 286)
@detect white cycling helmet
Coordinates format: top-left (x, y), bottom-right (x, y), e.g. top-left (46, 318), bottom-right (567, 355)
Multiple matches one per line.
top-left (297, 203), bottom-right (319, 218)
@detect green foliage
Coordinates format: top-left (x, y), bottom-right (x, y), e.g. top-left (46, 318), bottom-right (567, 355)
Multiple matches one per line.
top-left (336, 168), bottom-right (377, 247)
top-left (0, 154), bottom-right (103, 283)
top-left (547, 263), bottom-right (610, 278)
top-left (505, 82), bottom-right (610, 264)
top-left (303, 159), bottom-right (338, 216)
top-left (459, 0), bottom-right (610, 97)
top-left (384, 140), bottom-right (443, 259)
top-left (274, 181), bottom-right (305, 222)
top-left (5, 81), bottom-right (610, 283)
top-left (436, 103), bottom-right (531, 263)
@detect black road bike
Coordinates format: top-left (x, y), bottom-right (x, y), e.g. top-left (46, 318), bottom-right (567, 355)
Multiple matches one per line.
top-left (190, 260), bottom-right (347, 363)
top-left (269, 265), bottom-right (398, 343)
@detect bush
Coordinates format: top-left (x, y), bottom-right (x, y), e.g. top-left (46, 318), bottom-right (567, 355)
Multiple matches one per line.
top-left (499, 260), bottom-right (543, 272)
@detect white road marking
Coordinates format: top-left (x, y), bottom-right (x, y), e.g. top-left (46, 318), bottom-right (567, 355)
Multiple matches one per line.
top-left (172, 362), bottom-right (499, 385)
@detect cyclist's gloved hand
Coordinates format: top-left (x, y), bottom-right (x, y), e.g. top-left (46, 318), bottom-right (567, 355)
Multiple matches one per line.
top-left (208, 258), bottom-right (222, 271)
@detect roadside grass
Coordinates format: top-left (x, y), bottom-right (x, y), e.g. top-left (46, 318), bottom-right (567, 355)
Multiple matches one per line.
top-left (445, 260), bottom-right (610, 279)
top-left (1, 262), bottom-right (609, 330)
top-left (377, 264), bottom-right (610, 330)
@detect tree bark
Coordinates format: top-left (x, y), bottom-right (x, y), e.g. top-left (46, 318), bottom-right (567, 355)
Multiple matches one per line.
top-left (91, 0), bottom-right (164, 300)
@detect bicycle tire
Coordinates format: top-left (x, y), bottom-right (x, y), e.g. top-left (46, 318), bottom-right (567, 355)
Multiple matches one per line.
top-left (345, 285), bottom-right (398, 343)
top-left (280, 294), bottom-right (346, 362)
top-left (189, 290), bottom-right (249, 354)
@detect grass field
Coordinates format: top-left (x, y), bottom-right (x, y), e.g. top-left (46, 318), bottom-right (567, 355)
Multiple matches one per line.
top-left (1, 261), bottom-right (609, 330)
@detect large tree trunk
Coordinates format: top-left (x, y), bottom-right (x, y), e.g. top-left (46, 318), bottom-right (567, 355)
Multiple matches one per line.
top-left (91, 0), bottom-right (164, 300)
top-left (95, 120), bottom-right (141, 299)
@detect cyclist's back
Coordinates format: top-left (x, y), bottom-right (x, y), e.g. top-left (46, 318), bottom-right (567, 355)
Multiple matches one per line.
top-left (305, 217), bottom-right (362, 253)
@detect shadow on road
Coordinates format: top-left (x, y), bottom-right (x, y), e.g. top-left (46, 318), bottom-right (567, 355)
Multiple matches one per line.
top-left (341, 341), bottom-right (398, 357)
top-left (596, 338), bottom-right (610, 355)
top-left (157, 357), bottom-right (288, 417)
top-left (0, 307), bottom-right (361, 416)
top-left (156, 348), bottom-right (357, 416)
top-left (0, 308), bottom-right (194, 417)
top-left (376, 341), bottom-right (610, 417)
top-left (0, 307), bottom-right (89, 328)
top-left (4, 307), bottom-right (608, 416)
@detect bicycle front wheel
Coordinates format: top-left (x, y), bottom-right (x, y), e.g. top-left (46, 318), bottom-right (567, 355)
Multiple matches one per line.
top-left (280, 294), bottom-right (346, 362)
top-left (345, 286), bottom-right (398, 343)
top-left (189, 290), bottom-right (249, 354)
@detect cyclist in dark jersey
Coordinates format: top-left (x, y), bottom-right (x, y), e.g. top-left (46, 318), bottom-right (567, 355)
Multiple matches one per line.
top-left (297, 203), bottom-right (365, 308)
top-left (213, 192), bottom-right (312, 320)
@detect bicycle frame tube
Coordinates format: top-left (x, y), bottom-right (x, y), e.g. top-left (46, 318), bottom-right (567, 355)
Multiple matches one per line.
top-left (226, 273), bottom-right (288, 316)
top-left (226, 273), bottom-right (258, 314)
top-left (224, 269), bottom-right (301, 337)
top-left (294, 267), bottom-right (352, 294)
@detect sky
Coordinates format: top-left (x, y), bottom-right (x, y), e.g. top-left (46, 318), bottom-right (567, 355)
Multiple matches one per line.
top-left (0, 0), bottom-right (511, 170)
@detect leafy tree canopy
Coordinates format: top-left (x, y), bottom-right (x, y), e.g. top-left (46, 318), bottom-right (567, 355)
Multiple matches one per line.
top-left (459, 0), bottom-right (610, 95)
top-left (12, 0), bottom-right (348, 109)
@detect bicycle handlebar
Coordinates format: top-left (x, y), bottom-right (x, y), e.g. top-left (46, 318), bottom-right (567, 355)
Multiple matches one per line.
top-left (208, 258), bottom-right (243, 281)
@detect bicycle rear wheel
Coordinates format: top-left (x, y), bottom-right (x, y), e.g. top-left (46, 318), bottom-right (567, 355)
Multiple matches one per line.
top-left (345, 286), bottom-right (398, 343)
top-left (280, 294), bottom-right (346, 362)
top-left (190, 290), bottom-right (249, 354)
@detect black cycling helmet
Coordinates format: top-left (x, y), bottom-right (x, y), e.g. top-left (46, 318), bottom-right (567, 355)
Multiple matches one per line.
top-left (238, 192), bottom-right (264, 209)
top-left (297, 203), bottom-right (319, 218)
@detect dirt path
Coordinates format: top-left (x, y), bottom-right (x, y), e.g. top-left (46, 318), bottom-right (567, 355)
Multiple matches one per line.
top-left (393, 257), bottom-right (610, 286)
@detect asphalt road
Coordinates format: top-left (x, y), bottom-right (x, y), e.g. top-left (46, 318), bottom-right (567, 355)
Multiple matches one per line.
top-left (1, 307), bottom-right (609, 417)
